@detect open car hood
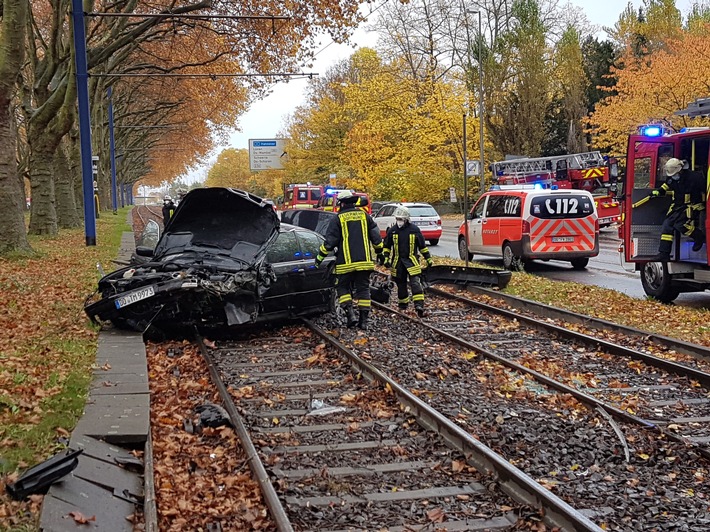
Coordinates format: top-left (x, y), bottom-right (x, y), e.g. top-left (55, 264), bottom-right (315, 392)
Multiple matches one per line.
top-left (156, 188), bottom-right (279, 264)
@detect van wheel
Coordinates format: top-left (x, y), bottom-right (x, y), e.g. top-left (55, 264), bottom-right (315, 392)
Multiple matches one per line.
top-left (502, 243), bottom-right (524, 271)
top-left (458, 237), bottom-right (473, 261)
top-left (570, 258), bottom-right (589, 270)
top-left (428, 239), bottom-right (439, 246)
top-left (640, 261), bottom-right (680, 303)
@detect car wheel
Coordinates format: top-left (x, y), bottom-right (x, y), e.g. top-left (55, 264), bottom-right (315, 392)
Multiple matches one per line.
top-left (502, 243), bottom-right (524, 272)
top-left (640, 261), bottom-right (680, 303)
top-left (428, 239), bottom-right (439, 246)
top-left (570, 257), bottom-right (589, 270)
top-left (458, 237), bottom-right (473, 261)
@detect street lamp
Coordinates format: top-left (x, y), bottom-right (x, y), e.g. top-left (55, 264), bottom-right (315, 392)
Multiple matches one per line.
top-left (466, 9), bottom-right (486, 195)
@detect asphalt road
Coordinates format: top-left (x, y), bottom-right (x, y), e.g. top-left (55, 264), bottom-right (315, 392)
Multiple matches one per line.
top-left (432, 218), bottom-right (710, 310)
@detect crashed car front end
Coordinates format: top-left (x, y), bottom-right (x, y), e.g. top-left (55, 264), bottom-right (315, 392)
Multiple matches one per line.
top-left (85, 256), bottom-right (276, 332)
top-left (85, 187), bottom-right (280, 334)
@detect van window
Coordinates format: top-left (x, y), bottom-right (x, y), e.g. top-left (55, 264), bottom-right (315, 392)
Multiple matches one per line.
top-left (310, 188), bottom-right (322, 200)
top-left (471, 198), bottom-right (486, 218)
top-left (486, 195), bottom-right (521, 217)
top-left (529, 194), bottom-right (594, 219)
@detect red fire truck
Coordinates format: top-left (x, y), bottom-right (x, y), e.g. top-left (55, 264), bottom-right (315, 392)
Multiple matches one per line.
top-left (619, 117), bottom-right (710, 302)
top-left (282, 183), bottom-right (324, 210)
top-left (491, 151), bottom-right (622, 227)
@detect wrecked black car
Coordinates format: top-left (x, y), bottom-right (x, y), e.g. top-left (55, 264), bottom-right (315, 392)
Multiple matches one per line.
top-left (85, 187), bottom-right (335, 336)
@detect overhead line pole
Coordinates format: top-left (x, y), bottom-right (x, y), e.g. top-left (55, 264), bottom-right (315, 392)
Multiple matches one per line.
top-left (71, 0), bottom-right (96, 246)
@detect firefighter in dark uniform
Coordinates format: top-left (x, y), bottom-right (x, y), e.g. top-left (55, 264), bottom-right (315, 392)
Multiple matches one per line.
top-left (382, 206), bottom-right (433, 317)
top-left (162, 195), bottom-right (176, 226)
top-left (315, 190), bottom-right (384, 330)
top-left (653, 158), bottom-right (706, 260)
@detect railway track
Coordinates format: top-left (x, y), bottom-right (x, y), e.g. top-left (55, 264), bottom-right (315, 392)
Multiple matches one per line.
top-left (200, 328), bottom-right (600, 531)
top-left (418, 285), bottom-right (710, 451)
top-left (311, 290), bottom-right (710, 530)
top-left (148, 282), bottom-right (710, 530)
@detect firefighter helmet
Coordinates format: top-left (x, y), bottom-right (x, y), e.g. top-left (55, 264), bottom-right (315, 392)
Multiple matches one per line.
top-left (664, 158), bottom-right (683, 176)
top-left (394, 206), bottom-right (410, 221)
top-left (337, 189), bottom-right (354, 202)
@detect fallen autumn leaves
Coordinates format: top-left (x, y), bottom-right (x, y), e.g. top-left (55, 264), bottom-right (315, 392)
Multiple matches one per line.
top-left (147, 341), bottom-right (272, 530)
top-left (1, 209), bottom-right (709, 530)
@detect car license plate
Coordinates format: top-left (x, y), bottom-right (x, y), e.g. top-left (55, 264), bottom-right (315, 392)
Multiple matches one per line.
top-left (599, 217), bottom-right (614, 224)
top-left (552, 236), bottom-right (574, 243)
top-left (115, 285), bottom-right (155, 309)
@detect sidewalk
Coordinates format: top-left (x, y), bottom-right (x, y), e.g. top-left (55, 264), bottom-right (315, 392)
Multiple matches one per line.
top-left (39, 222), bottom-right (154, 530)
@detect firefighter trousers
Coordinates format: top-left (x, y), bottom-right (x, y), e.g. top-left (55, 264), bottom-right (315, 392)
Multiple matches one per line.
top-left (659, 209), bottom-right (704, 254)
top-left (336, 270), bottom-right (372, 309)
top-left (393, 263), bottom-right (424, 309)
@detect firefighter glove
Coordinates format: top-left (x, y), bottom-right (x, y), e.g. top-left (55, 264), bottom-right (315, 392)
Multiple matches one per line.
top-left (651, 190), bottom-right (661, 197)
top-left (376, 253), bottom-right (385, 265)
top-left (384, 258), bottom-right (391, 268)
top-left (426, 257), bottom-right (433, 268)
top-left (314, 254), bottom-right (325, 268)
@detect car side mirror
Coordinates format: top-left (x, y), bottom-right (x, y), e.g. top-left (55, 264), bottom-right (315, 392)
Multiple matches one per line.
top-left (135, 246), bottom-right (154, 257)
top-left (468, 212), bottom-right (476, 220)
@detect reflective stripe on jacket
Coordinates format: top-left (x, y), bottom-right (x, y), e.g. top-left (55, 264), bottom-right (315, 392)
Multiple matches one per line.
top-left (382, 222), bottom-right (430, 276)
top-left (320, 204), bottom-right (383, 274)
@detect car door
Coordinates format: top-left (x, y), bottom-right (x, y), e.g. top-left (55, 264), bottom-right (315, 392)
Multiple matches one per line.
top-left (294, 230), bottom-right (333, 310)
top-left (466, 197), bottom-right (488, 253)
top-left (261, 231), bottom-right (302, 314)
top-left (480, 195), bottom-right (504, 254)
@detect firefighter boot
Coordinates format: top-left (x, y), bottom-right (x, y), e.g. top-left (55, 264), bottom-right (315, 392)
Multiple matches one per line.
top-left (692, 231), bottom-right (705, 252)
top-left (343, 303), bottom-right (357, 328)
top-left (415, 305), bottom-right (426, 318)
top-left (357, 309), bottom-right (370, 331)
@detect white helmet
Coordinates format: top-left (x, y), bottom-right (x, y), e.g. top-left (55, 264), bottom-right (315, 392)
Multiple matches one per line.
top-left (394, 206), bottom-right (410, 221)
top-left (164, 195), bottom-right (172, 201)
top-left (337, 189), bottom-right (354, 202)
top-left (664, 158), bottom-right (683, 176)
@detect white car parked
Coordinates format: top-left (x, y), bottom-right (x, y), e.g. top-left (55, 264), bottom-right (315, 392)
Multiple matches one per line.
top-left (373, 202), bottom-right (443, 246)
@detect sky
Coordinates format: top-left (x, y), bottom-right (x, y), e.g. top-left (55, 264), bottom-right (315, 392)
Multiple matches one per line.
top-left (183, 0), bottom-right (695, 183)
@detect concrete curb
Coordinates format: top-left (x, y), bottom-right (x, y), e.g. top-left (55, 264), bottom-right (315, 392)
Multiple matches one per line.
top-left (40, 227), bottom-right (153, 530)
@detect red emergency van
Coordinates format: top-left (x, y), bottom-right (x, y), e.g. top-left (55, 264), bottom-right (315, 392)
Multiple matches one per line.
top-left (458, 187), bottom-right (599, 270)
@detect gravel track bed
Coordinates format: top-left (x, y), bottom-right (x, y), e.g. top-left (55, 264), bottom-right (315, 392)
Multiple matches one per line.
top-left (438, 286), bottom-right (710, 368)
top-left (211, 330), bottom-right (533, 531)
top-left (420, 293), bottom-right (710, 446)
top-left (312, 311), bottom-right (710, 531)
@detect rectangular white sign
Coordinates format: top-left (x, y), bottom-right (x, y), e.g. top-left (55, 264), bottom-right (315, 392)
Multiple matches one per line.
top-left (466, 160), bottom-right (480, 176)
top-left (249, 139), bottom-right (287, 171)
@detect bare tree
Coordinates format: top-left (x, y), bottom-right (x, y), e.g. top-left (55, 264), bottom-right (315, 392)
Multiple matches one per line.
top-left (0, 0), bottom-right (31, 254)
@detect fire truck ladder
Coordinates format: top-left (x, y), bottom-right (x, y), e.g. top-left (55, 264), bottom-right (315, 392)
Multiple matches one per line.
top-left (495, 152), bottom-right (606, 176)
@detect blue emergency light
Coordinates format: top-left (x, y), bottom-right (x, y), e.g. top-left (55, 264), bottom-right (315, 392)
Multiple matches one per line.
top-left (325, 187), bottom-right (335, 195)
top-left (640, 125), bottom-right (663, 137)
top-left (533, 183), bottom-right (543, 190)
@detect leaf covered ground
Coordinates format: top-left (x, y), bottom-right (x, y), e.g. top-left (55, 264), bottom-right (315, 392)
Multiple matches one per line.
top-left (0, 211), bottom-right (709, 530)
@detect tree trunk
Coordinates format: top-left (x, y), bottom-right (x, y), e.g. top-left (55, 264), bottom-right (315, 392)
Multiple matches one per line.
top-left (0, 102), bottom-right (32, 253)
top-left (55, 139), bottom-right (81, 228)
top-left (0, 0), bottom-right (31, 254)
top-left (27, 133), bottom-right (58, 236)
top-left (69, 129), bottom-right (84, 212)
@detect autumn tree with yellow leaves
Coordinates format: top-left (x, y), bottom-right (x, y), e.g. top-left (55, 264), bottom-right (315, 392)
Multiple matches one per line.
top-left (588, 21), bottom-right (710, 154)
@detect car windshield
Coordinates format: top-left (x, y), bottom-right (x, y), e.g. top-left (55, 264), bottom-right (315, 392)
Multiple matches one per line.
top-left (408, 206), bottom-right (438, 217)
